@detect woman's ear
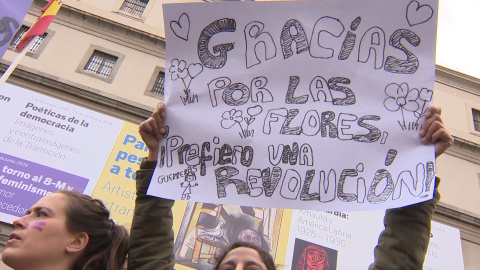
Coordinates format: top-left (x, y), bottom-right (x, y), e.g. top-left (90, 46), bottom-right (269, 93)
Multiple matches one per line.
top-left (66, 232), bottom-right (89, 254)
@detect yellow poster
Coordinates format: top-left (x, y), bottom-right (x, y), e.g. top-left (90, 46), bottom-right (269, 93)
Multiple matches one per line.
top-left (91, 122), bottom-right (147, 229)
top-left (90, 121), bottom-right (189, 233)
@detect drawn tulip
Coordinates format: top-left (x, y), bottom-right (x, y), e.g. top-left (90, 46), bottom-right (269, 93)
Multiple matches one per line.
top-left (414, 88), bottom-right (434, 125)
top-left (246, 105), bottom-right (263, 125)
top-left (419, 88), bottom-right (433, 102)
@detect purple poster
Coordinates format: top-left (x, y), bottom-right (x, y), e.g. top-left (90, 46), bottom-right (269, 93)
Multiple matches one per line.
top-left (0, 0), bottom-right (34, 58)
top-left (0, 152), bottom-right (88, 217)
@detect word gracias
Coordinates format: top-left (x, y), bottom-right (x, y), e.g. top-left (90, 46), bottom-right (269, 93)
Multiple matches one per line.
top-left (199, 16), bottom-right (421, 74)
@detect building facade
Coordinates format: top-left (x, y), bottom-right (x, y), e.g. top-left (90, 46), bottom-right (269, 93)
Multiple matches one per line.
top-left (0, 0), bottom-right (478, 269)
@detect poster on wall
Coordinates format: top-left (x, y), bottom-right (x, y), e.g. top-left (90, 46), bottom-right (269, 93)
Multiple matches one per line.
top-left (149, 0), bottom-right (439, 211)
top-left (283, 209), bottom-right (464, 270)
top-left (0, 83), bottom-right (123, 222)
top-left (284, 209), bottom-right (385, 269)
top-left (423, 221), bottom-right (465, 269)
top-left (91, 122), bottom-right (149, 229)
top-left (0, 0), bottom-right (34, 59)
top-left (172, 202), bottom-right (285, 269)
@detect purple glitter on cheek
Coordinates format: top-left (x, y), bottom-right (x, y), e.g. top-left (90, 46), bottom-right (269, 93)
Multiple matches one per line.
top-left (31, 221), bottom-right (46, 232)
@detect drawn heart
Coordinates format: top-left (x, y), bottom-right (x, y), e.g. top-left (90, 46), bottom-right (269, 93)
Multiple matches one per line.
top-left (188, 63), bottom-right (203, 79)
top-left (170, 13), bottom-right (190, 41)
top-left (406, 1), bottom-right (434, 26)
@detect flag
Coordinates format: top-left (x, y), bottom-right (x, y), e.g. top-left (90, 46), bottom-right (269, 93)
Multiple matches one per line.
top-left (16, 0), bottom-right (62, 51)
top-left (0, 0), bottom-right (34, 59)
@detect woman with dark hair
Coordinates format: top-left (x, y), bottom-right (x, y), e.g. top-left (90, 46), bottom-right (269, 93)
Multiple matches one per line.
top-left (213, 242), bottom-right (276, 270)
top-left (3, 190), bottom-right (129, 270)
top-left (128, 101), bottom-right (453, 270)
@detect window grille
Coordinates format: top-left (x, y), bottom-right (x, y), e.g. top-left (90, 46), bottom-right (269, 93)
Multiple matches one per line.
top-left (11, 25), bottom-right (47, 53)
top-left (151, 71), bottom-right (165, 96)
top-left (473, 109), bottom-right (480, 132)
top-left (83, 50), bottom-right (118, 77)
top-left (120, 0), bottom-right (149, 16)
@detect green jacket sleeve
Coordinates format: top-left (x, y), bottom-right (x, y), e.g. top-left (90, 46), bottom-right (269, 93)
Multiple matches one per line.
top-left (368, 177), bottom-right (441, 270)
top-left (127, 159), bottom-right (175, 270)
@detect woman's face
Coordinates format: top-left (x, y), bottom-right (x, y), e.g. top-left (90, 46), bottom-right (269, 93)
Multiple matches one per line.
top-left (218, 247), bottom-right (267, 270)
top-left (2, 193), bottom-right (77, 269)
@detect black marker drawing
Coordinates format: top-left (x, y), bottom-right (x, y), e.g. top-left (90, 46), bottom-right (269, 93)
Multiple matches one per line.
top-left (181, 166), bottom-right (198, 200)
top-left (385, 149), bottom-right (397, 166)
top-left (309, 16), bottom-right (345, 59)
top-left (406, 1), bottom-right (434, 27)
top-left (221, 106), bottom-right (263, 139)
top-left (380, 131), bottom-right (388, 144)
top-left (414, 88), bottom-right (433, 125)
top-left (358, 27), bottom-right (386, 70)
top-left (384, 29), bottom-right (420, 74)
top-left (339, 16), bottom-right (361, 60)
top-left (208, 76), bottom-right (274, 108)
top-left (244, 21), bottom-right (277, 69)
top-left (212, 160), bottom-right (434, 203)
top-left (384, 82), bottom-right (419, 130)
top-left (280, 19), bottom-right (309, 59)
top-left (268, 143), bottom-right (313, 166)
top-left (393, 161), bottom-right (435, 200)
top-left (384, 82), bottom-right (433, 130)
top-left (171, 13), bottom-right (190, 41)
top-left (198, 18), bottom-right (236, 69)
top-left (169, 58), bottom-right (203, 105)
top-left (0, 17), bottom-right (20, 46)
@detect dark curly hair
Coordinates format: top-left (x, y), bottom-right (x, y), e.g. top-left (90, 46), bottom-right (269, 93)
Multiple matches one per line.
top-left (213, 242), bottom-right (276, 270)
top-left (55, 190), bottom-right (129, 270)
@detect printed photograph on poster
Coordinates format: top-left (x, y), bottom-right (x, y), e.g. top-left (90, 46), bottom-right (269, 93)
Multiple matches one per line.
top-left (173, 202), bottom-right (283, 269)
top-left (292, 238), bottom-right (338, 270)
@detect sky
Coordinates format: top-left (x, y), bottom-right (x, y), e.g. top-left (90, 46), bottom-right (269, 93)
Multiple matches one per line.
top-left (437, 0), bottom-right (479, 78)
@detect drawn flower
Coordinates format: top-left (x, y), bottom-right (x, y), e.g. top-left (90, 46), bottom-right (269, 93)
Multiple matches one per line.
top-left (221, 109), bottom-right (242, 129)
top-left (169, 58), bottom-right (188, 80)
top-left (384, 82), bottom-right (419, 112)
top-left (419, 88), bottom-right (433, 101)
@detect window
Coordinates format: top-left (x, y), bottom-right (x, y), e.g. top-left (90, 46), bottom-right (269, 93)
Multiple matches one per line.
top-left (152, 71), bottom-right (165, 96)
top-left (120, 0), bottom-right (149, 16)
top-left (76, 45), bottom-right (125, 83)
top-left (145, 67), bottom-right (166, 99)
top-left (473, 109), bottom-right (480, 132)
top-left (83, 50), bottom-right (118, 77)
top-left (10, 25), bottom-right (47, 53)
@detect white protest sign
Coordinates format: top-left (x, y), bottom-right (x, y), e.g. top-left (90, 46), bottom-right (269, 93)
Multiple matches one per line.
top-left (148, 0), bottom-right (439, 211)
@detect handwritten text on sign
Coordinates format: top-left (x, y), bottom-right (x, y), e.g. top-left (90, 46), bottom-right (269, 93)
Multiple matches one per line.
top-left (148, 0), bottom-right (438, 211)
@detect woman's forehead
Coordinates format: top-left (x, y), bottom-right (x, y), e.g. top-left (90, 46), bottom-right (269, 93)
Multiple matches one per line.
top-left (32, 193), bottom-right (68, 211)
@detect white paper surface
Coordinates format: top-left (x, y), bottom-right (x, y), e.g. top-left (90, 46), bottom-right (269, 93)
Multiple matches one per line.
top-left (149, 0), bottom-right (439, 211)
